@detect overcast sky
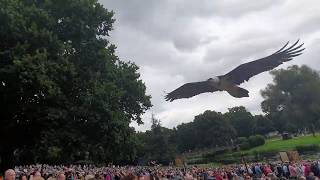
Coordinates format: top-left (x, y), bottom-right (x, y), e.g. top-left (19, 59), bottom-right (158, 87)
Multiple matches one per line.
top-left (99, 0), bottom-right (320, 131)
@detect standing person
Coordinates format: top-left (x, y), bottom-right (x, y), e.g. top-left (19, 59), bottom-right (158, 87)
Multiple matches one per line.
top-left (283, 162), bottom-right (290, 179)
top-left (311, 162), bottom-right (320, 177)
top-left (4, 169), bottom-right (15, 180)
top-left (254, 164), bottom-right (262, 178)
top-left (305, 163), bottom-right (312, 177)
top-left (289, 163), bottom-right (298, 179)
top-left (297, 164), bottom-right (305, 178)
top-left (276, 163), bottom-right (284, 178)
top-left (263, 165), bottom-right (273, 176)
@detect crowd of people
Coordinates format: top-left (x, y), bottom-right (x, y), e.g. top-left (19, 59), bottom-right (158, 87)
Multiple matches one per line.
top-left (1, 160), bottom-right (320, 180)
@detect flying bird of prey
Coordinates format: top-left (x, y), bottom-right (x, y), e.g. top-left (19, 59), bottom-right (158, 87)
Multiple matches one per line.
top-left (165, 40), bottom-right (305, 102)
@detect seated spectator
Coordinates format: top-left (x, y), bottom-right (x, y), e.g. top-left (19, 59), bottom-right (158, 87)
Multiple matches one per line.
top-left (4, 169), bottom-right (15, 180)
top-left (57, 172), bottom-right (66, 180)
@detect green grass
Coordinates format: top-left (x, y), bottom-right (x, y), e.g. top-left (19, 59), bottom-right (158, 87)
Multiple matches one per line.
top-left (241, 134), bottom-right (320, 154)
top-left (185, 134), bottom-right (320, 166)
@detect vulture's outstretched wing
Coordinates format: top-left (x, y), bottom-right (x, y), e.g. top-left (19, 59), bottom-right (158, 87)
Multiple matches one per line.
top-left (222, 40), bottom-right (305, 85)
top-left (165, 81), bottom-right (219, 101)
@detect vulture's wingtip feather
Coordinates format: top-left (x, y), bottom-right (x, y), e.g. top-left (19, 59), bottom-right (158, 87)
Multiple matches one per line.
top-left (275, 41), bottom-right (290, 54)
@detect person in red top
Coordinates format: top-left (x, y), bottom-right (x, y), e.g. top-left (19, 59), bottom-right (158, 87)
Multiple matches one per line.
top-left (263, 165), bottom-right (273, 175)
top-left (289, 163), bottom-right (298, 178)
top-left (215, 171), bottom-right (223, 180)
top-left (304, 163), bottom-right (312, 177)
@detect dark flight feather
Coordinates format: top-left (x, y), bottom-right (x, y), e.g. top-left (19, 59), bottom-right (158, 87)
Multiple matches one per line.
top-left (222, 40), bottom-right (305, 85)
top-left (165, 81), bottom-right (219, 102)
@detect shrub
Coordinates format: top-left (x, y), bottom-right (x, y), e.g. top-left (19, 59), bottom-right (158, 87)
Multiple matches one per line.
top-left (215, 148), bottom-right (229, 155)
top-left (248, 135), bottom-right (265, 147)
top-left (217, 158), bottom-right (237, 164)
top-left (202, 152), bottom-right (216, 159)
top-left (240, 142), bottom-right (251, 150)
top-left (236, 137), bottom-right (248, 144)
top-left (188, 158), bottom-right (209, 164)
top-left (235, 137), bottom-right (251, 150)
top-left (296, 144), bottom-right (320, 153)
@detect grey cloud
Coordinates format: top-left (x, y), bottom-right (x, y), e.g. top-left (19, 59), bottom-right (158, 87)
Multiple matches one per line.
top-left (173, 34), bottom-right (204, 52)
top-left (293, 16), bottom-right (320, 35)
top-left (110, 24), bottom-right (212, 81)
top-left (175, 0), bottom-right (282, 18)
top-left (103, 0), bottom-right (281, 52)
top-left (104, 0), bottom-right (281, 25)
top-left (296, 38), bottom-right (320, 69)
top-left (100, 0), bottom-right (320, 131)
top-left (204, 38), bottom-right (286, 62)
top-left (173, 34), bottom-right (219, 51)
top-left (104, 0), bottom-right (163, 24)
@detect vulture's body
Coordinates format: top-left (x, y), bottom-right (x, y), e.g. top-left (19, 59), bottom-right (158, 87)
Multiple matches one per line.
top-left (165, 40), bottom-right (305, 102)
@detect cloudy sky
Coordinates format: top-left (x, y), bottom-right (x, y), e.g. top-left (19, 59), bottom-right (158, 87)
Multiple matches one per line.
top-left (99, 0), bottom-right (320, 131)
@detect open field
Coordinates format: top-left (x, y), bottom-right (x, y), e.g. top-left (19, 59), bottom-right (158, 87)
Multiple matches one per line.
top-left (241, 134), bottom-right (320, 154)
top-left (185, 134), bottom-right (320, 165)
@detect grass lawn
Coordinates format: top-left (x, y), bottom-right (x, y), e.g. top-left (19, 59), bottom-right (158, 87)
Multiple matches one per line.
top-left (241, 134), bottom-right (320, 154)
top-left (185, 134), bottom-right (320, 166)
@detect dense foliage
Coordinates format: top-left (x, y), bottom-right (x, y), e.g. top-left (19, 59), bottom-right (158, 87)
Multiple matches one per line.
top-left (225, 106), bottom-right (255, 137)
top-left (176, 110), bottom-right (236, 151)
top-left (136, 115), bottom-right (177, 165)
top-left (0, 0), bottom-right (151, 171)
top-left (248, 135), bottom-right (265, 147)
top-left (296, 144), bottom-right (320, 153)
top-left (261, 65), bottom-right (320, 135)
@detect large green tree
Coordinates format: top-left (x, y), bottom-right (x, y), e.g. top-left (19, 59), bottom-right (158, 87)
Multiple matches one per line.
top-left (261, 65), bottom-right (320, 134)
top-left (193, 110), bottom-right (236, 148)
top-left (0, 0), bottom-right (151, 171)
top-left (224, 106), bottom-right (255, 137)
top-left (138, 115), bottom-right (177, 165)
top-left (176, 110), bottom-right (236, 151)
top-left (253, 115), bottom-right (275, 135)
top-left (176, 122), bottom-right (197, 152)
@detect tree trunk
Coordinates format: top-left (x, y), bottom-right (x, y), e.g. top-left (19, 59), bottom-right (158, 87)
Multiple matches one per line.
top-left (310, 124), bottom-right (316, 137)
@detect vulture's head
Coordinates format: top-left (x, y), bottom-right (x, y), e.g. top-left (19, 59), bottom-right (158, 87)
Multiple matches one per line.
top-left (208, 77), bottom-right (220, 84)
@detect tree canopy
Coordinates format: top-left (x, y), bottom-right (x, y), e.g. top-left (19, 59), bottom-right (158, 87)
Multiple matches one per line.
top-left (175, 110), bottom-right (236, 152)
top-left (261, 65), bottom-right (320, 134)
top-left (0, 0), bottom-right (151, 171)
top-left (137, 115), bottom-right (177, 165)
top-left (224, 106), bottom-right (255, 137)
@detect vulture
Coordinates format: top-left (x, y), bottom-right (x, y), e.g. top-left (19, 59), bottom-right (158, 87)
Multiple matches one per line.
top-left (165, 40), bottom-right (305, 102)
